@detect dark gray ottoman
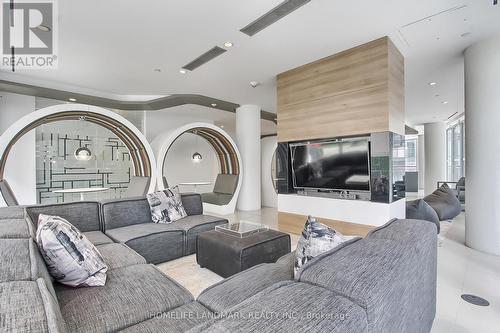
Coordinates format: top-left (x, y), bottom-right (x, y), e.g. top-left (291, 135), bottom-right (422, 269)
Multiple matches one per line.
top-left (196, 229), bottom-right (291, 278)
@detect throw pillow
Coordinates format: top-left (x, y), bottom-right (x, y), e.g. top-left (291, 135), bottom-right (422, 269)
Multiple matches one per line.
top-left (294, 216), bottom-right (356, 278)
top-left (147, 186), bottom-right (187, 223)
top-left (36, 214), bottom-right (108, 287)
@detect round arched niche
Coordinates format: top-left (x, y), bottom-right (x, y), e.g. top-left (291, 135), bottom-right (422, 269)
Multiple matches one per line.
top-left (0, 104), bottom-right (156, 206)
top-left (261, 136), bottom-right (277, 208)
top-left (151, 122), bottom-right (242, 215)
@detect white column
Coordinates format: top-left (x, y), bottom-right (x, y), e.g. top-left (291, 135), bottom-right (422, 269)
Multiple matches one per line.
top-left (417, 134), bottom-right (425, 191)
top-left (236, 105), bottom-right (261, 211)
top-left (464, 36), bottom-right (500, 255)
top-left (424, 122), bottom-right (447, 196)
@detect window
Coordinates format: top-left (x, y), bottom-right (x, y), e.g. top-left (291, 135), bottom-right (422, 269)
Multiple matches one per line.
top-left (405, 137), bottom-right (417, 172)
top-left (446, 117), bottom-right (465, 182)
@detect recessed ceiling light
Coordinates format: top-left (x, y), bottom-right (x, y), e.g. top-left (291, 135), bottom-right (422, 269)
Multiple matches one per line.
top-left (224, 41), bottom-right (233, 48)
top-left (429, 82), bottom-right (437, 86)
top-left (68, 98), bottom-right (77, 102)
top-left (442, 101), bottom-right (449, 104)
top-left (461, 32), bottom-right (472, 38)
top-left (250, 81), bottom-right (260, 88)
top-left (220, 125), bottom-right (224, 128)
top-left (37, 25), bottom-right (51, 32)
top-left (179, 69), bottom-right (187, 74)
top-left (211, 103), bottom-right (217, 107)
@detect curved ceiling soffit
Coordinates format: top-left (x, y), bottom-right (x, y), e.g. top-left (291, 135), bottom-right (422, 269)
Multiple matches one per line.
top-left (0, 80), bottom-right (277, 123)
top-left (0, 105), bottom-right (156, 193)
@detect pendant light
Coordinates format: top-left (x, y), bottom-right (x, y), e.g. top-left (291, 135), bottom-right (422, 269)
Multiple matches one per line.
top-left (75, 147), bottom-right (92, 161)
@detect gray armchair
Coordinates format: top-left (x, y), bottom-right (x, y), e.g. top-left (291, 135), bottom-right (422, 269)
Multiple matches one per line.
top-left (201, 174), bottom-right (238, 205)
top-left (123, 176), bottom-right (151, 197)
top-left (0, 179), bottom-right (19, 206)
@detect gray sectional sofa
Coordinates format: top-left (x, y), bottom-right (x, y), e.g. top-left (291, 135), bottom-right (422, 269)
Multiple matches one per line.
top-left (0, 194), bottom-right (437, 333)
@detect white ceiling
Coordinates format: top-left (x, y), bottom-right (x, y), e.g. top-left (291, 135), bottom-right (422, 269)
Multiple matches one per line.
top-left (1, 0), bottom-right (500, 127)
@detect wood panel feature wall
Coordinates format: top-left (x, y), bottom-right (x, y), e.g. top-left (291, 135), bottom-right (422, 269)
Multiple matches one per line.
top-left (277, 37), bottom-right (405, 142)
top-left (278, 212), bottom-right (375, 237)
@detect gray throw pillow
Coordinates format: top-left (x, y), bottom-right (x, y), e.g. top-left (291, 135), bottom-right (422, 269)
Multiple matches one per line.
top-left (36, 214), bottom-right (108, 287)
top-left (294, 216), bottom-right (356, 278)
top-left (147, 186), bottom-right (187, 223)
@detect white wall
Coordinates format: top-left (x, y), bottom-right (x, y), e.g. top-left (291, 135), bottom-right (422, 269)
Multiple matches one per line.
top-left (163, 133), bottom-right (218, 194)
top-left (261, 136), bottom-right (277, 208)
top-left (0, 92), bottom-right (37, 204)
top-left (424, 122), bottom-right (447, 195)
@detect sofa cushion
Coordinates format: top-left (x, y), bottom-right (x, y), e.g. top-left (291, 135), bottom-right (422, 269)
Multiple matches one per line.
top-left (294, 216), bottom-right (357, 278)
top-left (0, 218), bottom-right (34, 239)
top-left (405, 199), bottom-right (440, 233)
top-left (0, 206), bottom-right (25, 219)
top-left (0, 238), bottom-right (58, 302)
top-left (101, 197), bottom-right (152, 230)
top-left (298, 223), bottom-right (437, 333)
top-left (190, 281), bottom-right (368, 333)
top-left (0, 238), bottom-right (33, 282)
top-left (181, 193), bottom-right (203, 216)
top-left (105, 223), bottom-right (184, 264)
top-left (27, 201), bottom-right (101, 232)
top-left (55, 264), bottom-right (193, 333)
top-left (36, 214), bottom-right (107, 287)
top-left (0, 279), bottom-right (67, 333)
top-left (198, 263), bottom-right (293, 313)
top-left (423, 185), bottom-right (462, 220)
top-left (201, 192), bottom-right (233, 205)
top-left (173, 215), bottom-right (228, 255)
top-left (146, 187), bottom-right (187, 223)
top-left (119, 301), bottom-right (212, 333)
top-left (83, 231), bottom-right (114, 246)
top-left (96, 243), bottom-right (146, 269)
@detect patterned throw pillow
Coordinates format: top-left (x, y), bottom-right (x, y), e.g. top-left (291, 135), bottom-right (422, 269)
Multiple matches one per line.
top-left (147, 186), bottom-right (187, 223)
top-left (294, 216), bottom-right (357, 278)
top-left (36, 214), bottom-right (108, 287)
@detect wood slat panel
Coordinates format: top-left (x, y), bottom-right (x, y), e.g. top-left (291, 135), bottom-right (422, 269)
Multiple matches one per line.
top-left (278, 84), bottom-right (389, 142)
top-left (278, 212), bottom-right (374, 237)
top-left (277, 37), bottom-right (389, 109)
top-left (388, 38), bottom-right (405, 135)
top-left (277, 36), bottom-right (405, 141)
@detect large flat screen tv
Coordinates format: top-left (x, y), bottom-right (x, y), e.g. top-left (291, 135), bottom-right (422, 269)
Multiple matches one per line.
top-left (290, 139), bottom-right (370, 192)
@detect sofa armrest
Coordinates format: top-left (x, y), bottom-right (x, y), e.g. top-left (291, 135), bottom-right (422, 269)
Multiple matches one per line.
top-left (181, 193), bottom-right (203, 216)
top-left (197, 263), bottom-right (293, 313)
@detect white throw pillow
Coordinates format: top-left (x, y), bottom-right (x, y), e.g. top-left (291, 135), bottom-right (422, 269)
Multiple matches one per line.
top-left (36, 214), bottom-right (108, 287)
top-left (147, 186), bottom-right (187, 223)
top-left (294, 216), bottom-right (357, 278)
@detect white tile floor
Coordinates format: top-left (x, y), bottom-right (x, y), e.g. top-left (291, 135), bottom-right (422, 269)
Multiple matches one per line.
top-left (159, 207), bottom-right (500, 332)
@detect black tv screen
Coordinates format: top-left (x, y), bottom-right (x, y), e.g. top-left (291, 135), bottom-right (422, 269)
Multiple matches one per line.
top-left (291, 139), bottom-right (370, 191)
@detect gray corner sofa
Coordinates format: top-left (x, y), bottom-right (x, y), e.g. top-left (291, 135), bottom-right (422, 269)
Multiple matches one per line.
top-left (1, 195), bottom-right (437, 333)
